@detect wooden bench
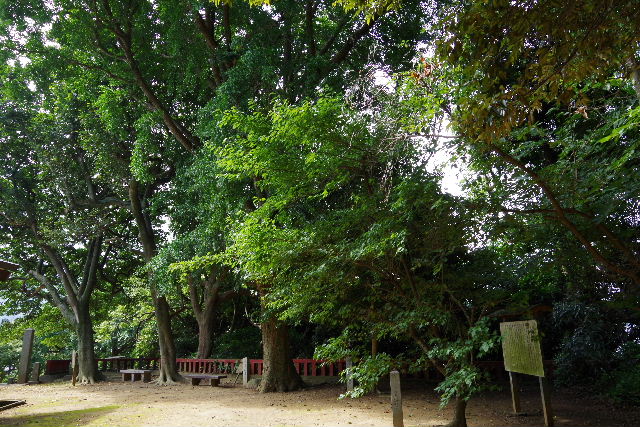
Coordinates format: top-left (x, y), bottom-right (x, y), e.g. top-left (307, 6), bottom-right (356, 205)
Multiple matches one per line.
top-left (120, 369), bottom-right (152, 383)
top-left (182, 373), bottom-right (227, 387)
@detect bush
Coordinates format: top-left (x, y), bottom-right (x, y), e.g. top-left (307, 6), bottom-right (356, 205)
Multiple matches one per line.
top-left (0, 341), bottom-right (20, 383)
top-left (552, 301), bottom-right (623, 386)
top-left (606, 342), bottom-right (640, 406)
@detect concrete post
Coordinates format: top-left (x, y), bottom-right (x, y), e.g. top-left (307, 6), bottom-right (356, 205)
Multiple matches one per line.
top-left (390, 370), bottom-right (404, 427)
top-left (242, 357), bottom-right (249, 386)
top-left (17, 328), bottom-right (35, 384)
top-left (30, 362), bottom-right (41, 383)
top-left (345, 357), bottom-right (354, 392)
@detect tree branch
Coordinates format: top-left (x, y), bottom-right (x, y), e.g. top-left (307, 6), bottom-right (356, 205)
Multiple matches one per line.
top-left (29, 270), bottom-right (76, 326)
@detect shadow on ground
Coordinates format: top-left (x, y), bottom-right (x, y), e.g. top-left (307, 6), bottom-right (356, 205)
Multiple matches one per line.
top-left (0, 405), bottom-right (119, 427)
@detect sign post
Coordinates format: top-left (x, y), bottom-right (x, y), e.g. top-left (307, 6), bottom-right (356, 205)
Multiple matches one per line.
top-left (500, 320), bottom-right (553, 426)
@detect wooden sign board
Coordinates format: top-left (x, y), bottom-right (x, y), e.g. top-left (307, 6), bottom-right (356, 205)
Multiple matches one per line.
top-left (500, 320), bottom-right (544, 377)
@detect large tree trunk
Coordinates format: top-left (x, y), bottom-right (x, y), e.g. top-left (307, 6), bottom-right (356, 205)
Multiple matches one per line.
top-left (196, 310), bottom-right (216, 359)
top-left (154, 293), bottom-right (182, 383)
top-left (258, 316), bottom-right (304, 392)
top-left (129, 180), bottom-right (182, 384)
top-left (446, 395), bottom-right (468, 427)
top-left (190, 273), bottom-right (239, 359)
top-left (75, 305), bottom-right (101, 384)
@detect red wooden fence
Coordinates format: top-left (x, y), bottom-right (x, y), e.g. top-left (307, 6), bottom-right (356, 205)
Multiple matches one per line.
top-left (45, 357), bottom-right (346, 376)
top-left (45, 359), bottom-right (71, 375)
top-left (46, 357), bottom-right (550, 378)
top-left (175, 358), bottom-right (238, 374)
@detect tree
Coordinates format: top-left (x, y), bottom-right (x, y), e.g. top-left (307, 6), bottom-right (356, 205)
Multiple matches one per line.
top-left (437, 0), bottom-right (640, 291)
top-left (1, 0), bottom-right (433, 385)
top-left (0, 95), bottom-right (127, 383)
top-left (212, 89), bottom-right (502, 422)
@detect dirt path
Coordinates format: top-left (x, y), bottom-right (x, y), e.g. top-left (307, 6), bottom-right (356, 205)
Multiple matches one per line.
top-left (1, 378), bottom-right (637, 427)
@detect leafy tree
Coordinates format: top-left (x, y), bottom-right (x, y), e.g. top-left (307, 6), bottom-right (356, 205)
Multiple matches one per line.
top-left (437, 0), bottom-right (640, 290)
top-left (211, 89), bottom-right (504, 423)
top-left (0, 0), bottom-right (434, 385)
top-left (0, 93), bottom-right (128, 383)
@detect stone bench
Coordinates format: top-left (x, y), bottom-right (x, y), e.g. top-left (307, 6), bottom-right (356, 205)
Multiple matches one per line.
top-left (182, 373), bottom-right (227, 387)
top-left (120, 369), bottom-right (152, 383)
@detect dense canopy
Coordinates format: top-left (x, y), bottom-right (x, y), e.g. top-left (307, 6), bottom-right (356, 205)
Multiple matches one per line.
top-left (1, 0), bottom-right (639, 425)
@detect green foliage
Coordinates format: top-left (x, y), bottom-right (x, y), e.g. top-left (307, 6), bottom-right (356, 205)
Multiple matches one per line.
top-left (341, 354), bottom-right (394, 398)
top-left (210, 88), bottom-right (506, 406)
top-left (606, 342), bottom-right (640, 406)
top-left (430, 318), bottom-right (499, 404)
top-left (0, 0), bottom-right (638, 413)
top-left (0, 339), bottom-right (20, 383)
top-left (439, 0), bottom-right (640, 141)
top-left (211, 326), bottom-right (262, 359)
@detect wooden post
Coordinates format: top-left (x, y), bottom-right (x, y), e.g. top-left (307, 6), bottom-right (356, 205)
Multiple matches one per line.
top-left (71, 350), bottom-right (78, 386)
top-left (242, 357), bottom-right (249, 386)
top-left (508, 371), bottom-right (521, 414)
top-left (390, 370), bottom-right (404, 427)
top-left (539, 376), bottom-right (554, 427)
top-left (345, 357), bottom-right (354, 392)
top-left (17, 329), bottom-right (35, 384)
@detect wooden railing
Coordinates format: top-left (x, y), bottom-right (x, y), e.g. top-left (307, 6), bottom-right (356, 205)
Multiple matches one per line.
top-left (175, 358), bottom-right (347, 376)
top-left (46, 357), bottom-right (346, 376)
top-left (97, 357), bottom-right (159, 372)
top-left (46, 357), bottom-right (549, 378)
top-left (175, 358), bottom-right (238, 374)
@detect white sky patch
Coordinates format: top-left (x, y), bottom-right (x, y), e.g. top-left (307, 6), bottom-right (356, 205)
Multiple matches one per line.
top-left (430, 144), bottom-right (466, 197)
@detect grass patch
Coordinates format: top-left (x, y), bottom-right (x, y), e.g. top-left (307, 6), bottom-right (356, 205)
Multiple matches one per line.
top-left (0, 405), bottom-right (119, 427)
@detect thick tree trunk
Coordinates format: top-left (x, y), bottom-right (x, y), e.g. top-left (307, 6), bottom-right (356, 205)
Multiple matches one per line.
top-left (196, 312), bottom-right (215, 359)
top-left (446, 395), bottom-right (468, 427)
top-left (258, 316), bottom-right (304, 392)
top-left (154, 294), bottom-right (182, 383)
top-left (129, 180), bottom-right (182, 384)
top-left (75, 306), bottom-right (101, 384)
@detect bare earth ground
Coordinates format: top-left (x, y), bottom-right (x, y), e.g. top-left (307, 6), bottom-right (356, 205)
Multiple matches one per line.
top-left (1, 376), bottom-right (638, 427)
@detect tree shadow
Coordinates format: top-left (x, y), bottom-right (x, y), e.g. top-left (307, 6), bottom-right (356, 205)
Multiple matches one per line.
top-left (0, 405), bottom-right (119, 427)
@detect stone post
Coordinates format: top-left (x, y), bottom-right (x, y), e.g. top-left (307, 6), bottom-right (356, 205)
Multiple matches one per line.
top-left (390, 370), bottom-right (404, 427)
top-left (242, 357), bottom-right (249, 386)
top-left (30, 362), bottom-right (41, 383)
top-left (71, 350), bottom-right (78, 386)
top-left (17, 328), bottom-right (35, 384)
top-left (345, 357), bottom-right (354, 392)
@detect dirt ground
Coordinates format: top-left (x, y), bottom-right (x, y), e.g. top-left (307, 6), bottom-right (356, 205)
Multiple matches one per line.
top-left (1, 376), bottom-right (638, 427)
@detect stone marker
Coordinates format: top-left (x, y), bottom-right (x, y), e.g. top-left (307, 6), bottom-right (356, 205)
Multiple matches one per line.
top-left (242, 357), bottom-right (249, 386)
top-left (17, 329), bottom-right (35, 384)
top-left (390, 370), bottom-right (403, 427)
top-left (30, 362), bottom-right (41, 383)
top-left (346, 357), bottom-right (354, 392)
top-left (71, 350), bottom-right (78, 386)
